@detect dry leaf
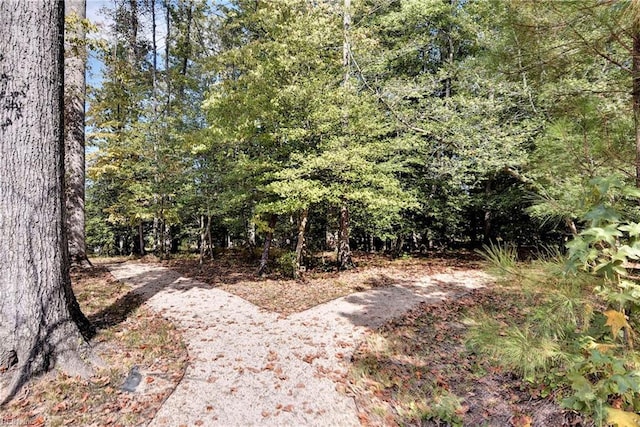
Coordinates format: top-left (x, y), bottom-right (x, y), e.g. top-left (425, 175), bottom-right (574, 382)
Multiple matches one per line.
top-left (606, 408), bottom-right (640, 427)
top-left (604, 310), bottom-right (631, 339)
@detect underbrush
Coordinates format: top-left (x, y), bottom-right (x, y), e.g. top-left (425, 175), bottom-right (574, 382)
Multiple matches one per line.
top-left (468, 237), bottom-right (640, 426)
top-left (347, 243), bottom-right (639, 426)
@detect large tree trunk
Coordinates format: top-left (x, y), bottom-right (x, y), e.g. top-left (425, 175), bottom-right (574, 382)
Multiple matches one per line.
top-left (0, 0), bottom-right (94, 404)
top-left (257, 215), bottom-right (277, 276)
top-left (294, 208), bottom-right (309, 278)
top-left (64, 0), bottom-right (91, 268)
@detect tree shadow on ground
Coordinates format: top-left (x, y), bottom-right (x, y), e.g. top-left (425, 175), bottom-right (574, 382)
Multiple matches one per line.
top-left (337, 276), bottom-right (481, 329)
top-left (346, 289), bottom-right (589, 426)
top-left (88, 265), bottom-right (212, 330)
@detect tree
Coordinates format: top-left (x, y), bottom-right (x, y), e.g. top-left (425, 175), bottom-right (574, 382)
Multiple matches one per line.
top-left (0, 0), bottom-right (93, 404)
top-left (65, 0), bottom-right (92, 267)
top-left (498, 1), bottom-right (640, 232)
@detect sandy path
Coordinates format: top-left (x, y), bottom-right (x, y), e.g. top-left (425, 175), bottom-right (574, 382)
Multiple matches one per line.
top-left (107, 262), bottom-right (490, 427)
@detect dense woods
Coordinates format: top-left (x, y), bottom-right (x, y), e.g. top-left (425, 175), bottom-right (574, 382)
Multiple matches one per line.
top-left (86, 0), bottom-right (640, 270)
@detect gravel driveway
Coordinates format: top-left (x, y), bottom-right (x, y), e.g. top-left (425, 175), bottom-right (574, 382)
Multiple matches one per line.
top-left (107, 262), bottom-right (490, 426)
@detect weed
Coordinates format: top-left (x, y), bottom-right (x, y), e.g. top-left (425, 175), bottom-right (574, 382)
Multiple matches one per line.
top-left (475, 241), bottom-right (518, 277)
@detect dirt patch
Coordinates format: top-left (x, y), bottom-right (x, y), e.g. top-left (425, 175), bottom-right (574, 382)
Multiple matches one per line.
top-left (164, 252), bottom-right (484, 316)
top-left (348, 287), bottom-right (591, 426)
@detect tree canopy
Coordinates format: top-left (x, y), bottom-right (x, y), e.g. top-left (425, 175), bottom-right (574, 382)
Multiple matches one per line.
top-left (84, 0), bottom-right (640, 272)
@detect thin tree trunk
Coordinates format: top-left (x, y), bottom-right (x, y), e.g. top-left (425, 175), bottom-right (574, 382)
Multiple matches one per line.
top-left (633, 27), bottom-right (640, 188)
top-left (393, 235), bottom-right (405, 259)
top-left (483, 179), bottom-right (493, 243)
top-left (199, 215), bottom-right (206, 266)
top-left (565, 218), bottom-right (578, 236)
top-left (0, 0), bottom-right (94, 403)
top-left (128, 0), bottom-right (138, 65)
top-left (294, 208), bottom-right (309, 278)
top-left (64, 0), bottom-right (91, 268)
top-left (247, 219), bottom-right (256, 248)
top-left (205, 215), bottom-right (213, 259)
top-left (257, 215), bottom-right (277, 276)
top-left (338, 0), bottom-right (353, 271)
top-left (338, 204), bottom-right (353, 270)
top-left (138, 222), bottom-right (145, 256)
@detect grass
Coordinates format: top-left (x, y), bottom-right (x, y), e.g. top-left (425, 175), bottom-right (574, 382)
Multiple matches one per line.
top-left (0, 263), bottom-right (188, 427)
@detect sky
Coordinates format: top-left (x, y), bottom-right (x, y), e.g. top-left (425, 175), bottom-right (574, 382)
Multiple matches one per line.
top-left (86, 1), bottom-right (109, 87)
top-left (84, 0), bottom-right (171, 87)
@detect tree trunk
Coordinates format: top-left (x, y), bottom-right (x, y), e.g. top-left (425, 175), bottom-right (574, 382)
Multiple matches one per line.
top-left (393, 235), bottom-right (405, 259)
top-left (64, 0), bottom-right (91, 268)
top-left (247, 219), bottom-right (256, 248)
top-left (483, 179), bottom-right (493, 243)
top-left (199, 215), bottom-right (206, 266)
top-left (337, 0), bottom-right (354, 271)
top-left (257, 215), bottom-right (277, 276)
top-left (338, 204), bottom-right (353, 270)
top-left (0, 0), bottom-right (94, 403)
top-left (128, 0), bottom-right (138, 65)
top-left (138, 222), bottom-right (145, 256)
top-left (206, 215), bottom-right (213, 258)
top-left (633, 27), bottom-right (640, 188)
top-left (294, 208), bottom-right (309, 278)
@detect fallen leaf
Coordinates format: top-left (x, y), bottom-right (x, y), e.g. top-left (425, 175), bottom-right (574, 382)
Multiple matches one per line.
top-left (607, 408), bottom-right (640, 427)
top-left (604, 310), bottom-right (631, 339)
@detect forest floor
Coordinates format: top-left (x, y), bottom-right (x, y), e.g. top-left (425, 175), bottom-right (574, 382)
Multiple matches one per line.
top-left (0, 252), bottom-right (585, 426)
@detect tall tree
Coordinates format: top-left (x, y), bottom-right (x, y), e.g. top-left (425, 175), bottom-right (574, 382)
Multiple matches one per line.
top-left (338, 0), bottom-right (354, 270)
top-left (0, 0), bottom-right (93, 404)
top-left (65, 0), bottom-right (92, 267)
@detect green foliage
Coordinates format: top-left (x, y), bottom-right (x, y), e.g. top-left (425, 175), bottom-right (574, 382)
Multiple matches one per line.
top-left (419, 388), bottom-right (464, 427)
top-left (469, 178), bottom-right (640, 424)
top-left (475, 241), bottom-right (518, 277)
top-left (563, 349), bottom-right (640, 425)
top-left (466, 317), bottom-right (569, 382)
top-left (275, 251), bottom-right (297, 279)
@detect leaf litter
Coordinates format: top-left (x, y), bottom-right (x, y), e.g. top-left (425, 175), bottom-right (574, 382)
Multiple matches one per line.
top-left (0, 264), bottom-right (188, 427)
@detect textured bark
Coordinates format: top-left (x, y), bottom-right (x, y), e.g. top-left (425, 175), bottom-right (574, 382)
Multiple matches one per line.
top-left (64, 0), bottom-right (91, 268)
top-left (0, 0), bottom-right (93, 404)
top-left (294, 208), bottom-right (309, 278)
top-left (257, 215), bottom-right (277, 276)
top-left (633, 27), bottom-right (640, 188)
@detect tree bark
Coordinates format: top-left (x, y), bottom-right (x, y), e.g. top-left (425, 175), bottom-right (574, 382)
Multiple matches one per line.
top-left (337, 0), bottom-right (354, 271)
top-left (257, 215), bottom-right (277, 276)
top-left (294, 208), bottom-right (309, 278)
top-left (199, 215), bottom-right (206, 266)
top-left (64, 0), bottom-right (91, 268)
top-left (128, 0), bottom-right (138, 65)
top-left (138, 222), bottom-right (145, 256)
top-left (338, 204), bottom-right (353, 270)
top-left (633, 26), bottom-right (640, 188)
top-left (0, 0), bottom-right (93, 403)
